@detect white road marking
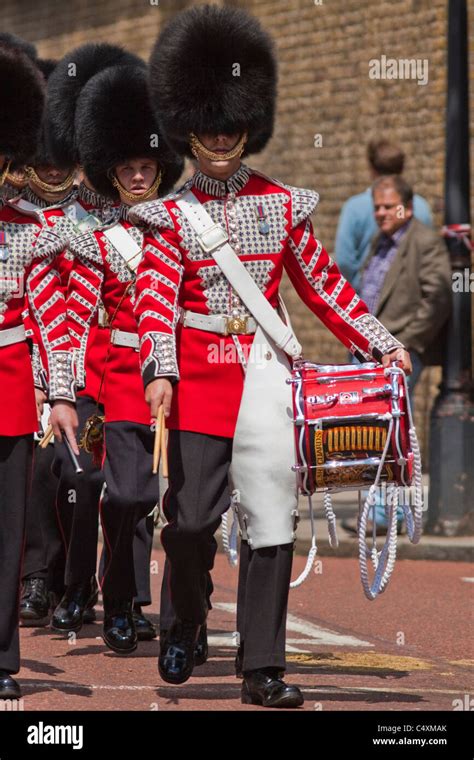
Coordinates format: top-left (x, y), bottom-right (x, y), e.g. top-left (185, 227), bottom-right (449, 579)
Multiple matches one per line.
top-left (461, 577), bottom-right (474, 583)
top-left (213, 603), bottom-right (373, 649)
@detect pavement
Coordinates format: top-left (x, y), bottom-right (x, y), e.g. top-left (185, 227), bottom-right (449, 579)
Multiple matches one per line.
top-left (13, 544), bottom-right (473, 713)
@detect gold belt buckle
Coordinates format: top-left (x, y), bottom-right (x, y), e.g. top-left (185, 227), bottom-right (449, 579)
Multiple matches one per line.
top-left (225, 315), bottom-right (249, 335)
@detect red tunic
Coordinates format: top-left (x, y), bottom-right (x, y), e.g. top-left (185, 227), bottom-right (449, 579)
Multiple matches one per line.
top-left (0, 204), bottom-right (73, 436)
top-left (67, 213), bottom-right (151, 425)
top-left (131, 164), bottom-right (403, 438)
top-left (9, 185), bottom-right (119, 403)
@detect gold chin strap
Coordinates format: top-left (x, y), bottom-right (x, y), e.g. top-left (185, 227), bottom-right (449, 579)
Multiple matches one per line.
top-left (0, 160), bottom-right (11, 187)
top-left (6, 171), bottom-right (28, 190)
top-left (189, 133), bottom-right (247, 162)
top-left (25, 166), bottom-right (75, 193)
top-left (111, 170), bottom-right (162, 202)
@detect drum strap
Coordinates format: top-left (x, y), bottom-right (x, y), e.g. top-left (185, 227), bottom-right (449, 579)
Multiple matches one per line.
top-left (176, 190), bottom-right (302, 358)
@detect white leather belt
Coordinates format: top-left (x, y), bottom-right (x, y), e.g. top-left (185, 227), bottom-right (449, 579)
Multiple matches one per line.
top-left (110, 328), bottom-right (139, 350)
top-left (0, 324), bottom-right (26, 347)
top-left (181, 309), bottom-right (257, 336)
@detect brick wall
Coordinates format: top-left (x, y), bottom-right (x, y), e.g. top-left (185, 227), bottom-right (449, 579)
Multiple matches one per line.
top-left (2, 0), bottom-right (473, 458)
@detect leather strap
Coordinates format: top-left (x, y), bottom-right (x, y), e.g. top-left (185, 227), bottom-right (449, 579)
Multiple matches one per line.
top-left (181, 309), bottom-right (257, 335)
top-left (110, 328), bottom-right (139, 349)
top-left (176, 191), bottom-right (302, 358)
top-left (103, 223), bottom-right (142, 273)
top-left (0, 324), bottom-right (26, 347)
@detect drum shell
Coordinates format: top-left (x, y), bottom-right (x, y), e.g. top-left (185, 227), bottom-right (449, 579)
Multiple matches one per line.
top-left (291, 363), bottom-right (412, 493)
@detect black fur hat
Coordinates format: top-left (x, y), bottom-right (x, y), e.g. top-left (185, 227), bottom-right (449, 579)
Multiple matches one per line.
top-left (76, 64), bottom-right (184, 200)
top-left (31, 59), bottom-right (75, 170)
top-left (0, 45), bottom-right (45, 164)
top-left (0, 33), bottom-right (37, 61)
top-left (46, 43), bottom-right (143, 167)
top-left (148, 4), bottom-right (277, 158)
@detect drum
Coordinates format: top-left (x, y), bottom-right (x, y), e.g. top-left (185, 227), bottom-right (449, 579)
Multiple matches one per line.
top-left (290, 361), bottom-right (414, 495)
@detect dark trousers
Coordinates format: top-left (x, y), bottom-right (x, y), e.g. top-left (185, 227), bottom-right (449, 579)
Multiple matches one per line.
top-left (22, 443), bottom-right (52, 581)
top-left (99, 514), bottom-right (154, 606)
top-left (162, 430), bottom-right (293, 672)
top-left (100, 420), bottom-right (158, 600)
top-left (0, 435), bottom-right (33, 673)
top-left (52, 396), bottom-right (103, 585)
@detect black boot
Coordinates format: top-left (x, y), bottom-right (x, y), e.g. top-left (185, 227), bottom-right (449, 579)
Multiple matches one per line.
top-left (160, 624), bottom-right (207, 667)
top-left (132, 604), bottom-right (156, 641)
top-left (0, 671), bottom-right (21, 700)
top-left (194, 623), bottom-right (208, 666)
top-left (158, 619), bottom-right (200, 684)
top-left (103, 598), bottom-right (137, 654)
top-left (241, 668), bottom-right (304, 708)
top-left (51, 576), bottom-right (99, 633)
top-left (19, 578), bottom-right (49, 627)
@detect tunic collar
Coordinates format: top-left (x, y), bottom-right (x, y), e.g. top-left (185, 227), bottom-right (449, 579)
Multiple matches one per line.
top-left (78, 182), bottom-right (111, 209)
top-left (22, 185), bottom-right (77, 209)
top-left (192, 163), bottom-right (251, 198)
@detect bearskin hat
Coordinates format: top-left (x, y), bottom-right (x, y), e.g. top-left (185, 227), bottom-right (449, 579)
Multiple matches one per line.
top-left (30, 59), bottom-right (74, 170)
top-left (148, 4), bottom-right (277, 158)
top-left (0, 45), bottom-right (44, 165)
top-left (0, 33), bottom-right (37, 61)
top-left (76, 63), bottom-right (184, 200)
top-left (46, 43), bottom-right (143, 167)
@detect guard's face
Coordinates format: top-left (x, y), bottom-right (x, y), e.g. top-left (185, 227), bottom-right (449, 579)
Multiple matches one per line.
top-left (115, 158), bottom-right (159, 196)
top-left (373, 187), bottom-right (413, 236)
top-left (195, 132), bottom-right (243, 178)
top-left (34, 164), bottom-right (72, 186)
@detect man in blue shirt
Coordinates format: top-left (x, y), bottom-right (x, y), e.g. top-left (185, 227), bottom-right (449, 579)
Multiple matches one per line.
top-left (335, 139), bottom-right (432, 292)
top-left (342, 174), bottom-right (451, 536)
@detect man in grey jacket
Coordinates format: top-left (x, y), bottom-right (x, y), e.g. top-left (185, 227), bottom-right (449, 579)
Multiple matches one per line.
top-left (343, 174), bottom-right (451, 535)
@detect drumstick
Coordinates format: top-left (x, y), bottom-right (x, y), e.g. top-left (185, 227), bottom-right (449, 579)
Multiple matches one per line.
top-left (152, 406), bottom-right (164, 474)
top-left (61, 430), bottom-right (83, 475)
top-left (39, 425), bottom-right (54, 448)
top-left (161, 410), bottom-right (168, 478)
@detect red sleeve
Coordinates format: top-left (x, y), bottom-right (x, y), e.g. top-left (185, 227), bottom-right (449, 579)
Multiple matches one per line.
top-left (134, 227), bottom-right (183, 387)
top-left (284, 218), bottom-right (404, 362)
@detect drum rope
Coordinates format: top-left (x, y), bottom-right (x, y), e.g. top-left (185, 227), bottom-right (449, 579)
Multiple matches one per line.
top-left (358, 416), bottom-right (399, 599)
top-left (323, 491), bottom-right (339, 548)
top-left (221, 507), bottom-right (239, 567)
top-left (290, 494), bottom-right (318, 588)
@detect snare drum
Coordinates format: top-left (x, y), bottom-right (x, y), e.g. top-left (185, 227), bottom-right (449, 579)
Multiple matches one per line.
top-left (290, 361), bottom-right (414, 494)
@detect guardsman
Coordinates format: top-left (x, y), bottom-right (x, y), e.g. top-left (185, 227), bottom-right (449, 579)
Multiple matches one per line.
top-left (55, 61), bottom-right (183, 652)
top-left (0, 43), bottom-right (77, 699)
top-left (131, 5), bottom-right (412, 707)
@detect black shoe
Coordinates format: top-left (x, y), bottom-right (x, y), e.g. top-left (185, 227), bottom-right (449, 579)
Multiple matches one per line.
top-left (133, 605), bottom-right (156, 641)
top-left (0, 671), bottom-right (21, 700)
top-left (158, 620), bottom-right (200, 684)
top-left (83, 605), bottom-right (97, 624)
top-left (51, 576), bottom-right (99, 633)
top-left (160, 625), bottom-right (207, 666)
top-left (194, 624), bottom-right (208, 666)
top-left (241, 669), bottom-right (304, 708)
top-left (103, 598), bottom-right (137, 654)
top-left (19, 578), bottom-right (49, 627)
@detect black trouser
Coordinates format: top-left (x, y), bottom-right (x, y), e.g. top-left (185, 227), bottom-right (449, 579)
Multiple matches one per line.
top-left (22, 443), bottom-right (51, 582)
top-left (99, 514), bottom-right (155, 607)
top-left (159, 555), bottom-right (215, 632)
top-left (162, 430), bottom-right (293, 672)
top-left (100, 420), bottom-right (158, 600)
top-left (52, 396), bottom-right (103, 585)
top-left (0, 434), bottom-right (33, 673)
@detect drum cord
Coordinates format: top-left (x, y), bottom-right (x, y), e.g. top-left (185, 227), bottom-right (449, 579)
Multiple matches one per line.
top-left (290, 494), bottom-right (318, 588)
top-left (324, 492), bottom-right (339, 548)
top-left (387, 366), bottom-right (424, 544)
top-left (221, 506), bottom-right (239, 567)
top-left (358, 417), bottom-right (399, 599)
